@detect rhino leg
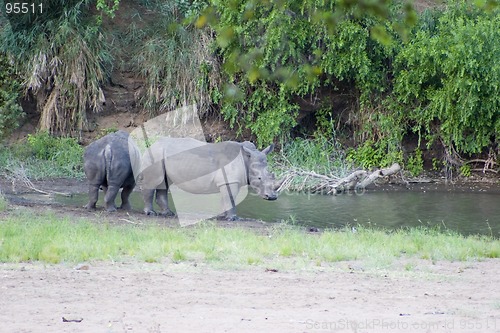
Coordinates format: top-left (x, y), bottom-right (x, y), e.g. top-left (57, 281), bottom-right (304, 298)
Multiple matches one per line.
top-left (85, 184), bottom-right (100, 210)
top-left (219, 183), bottom-right (240, 221)
top-left (119, 185), bottom-right (134, 210)
top-left (155, 189), bottom-right (175, 217)
top-left (143, 189), bottom-right (157, 215)
top-left (104, 185), bottom-right (120, 212)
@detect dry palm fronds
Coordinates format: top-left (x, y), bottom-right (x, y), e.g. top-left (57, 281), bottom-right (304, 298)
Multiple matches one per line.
top-left (135, 7), bottom-right (221, 117)
top-left (12, 6), bottom-right (109, 138)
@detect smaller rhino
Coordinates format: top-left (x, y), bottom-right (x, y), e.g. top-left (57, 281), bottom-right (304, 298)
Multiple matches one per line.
top-left (83, 130), bottom-right (140, 212)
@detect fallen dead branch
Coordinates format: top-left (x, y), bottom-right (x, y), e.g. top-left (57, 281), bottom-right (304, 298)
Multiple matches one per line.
top-left (356, 163), bottom-right (401, 189)
top-left (277, 163), bottom-right (401, 194)
top-left (464, 158), bottom-right (498, 173)
top-left (3, 166), bottom-right (72, 197)
top-left (119, 218), bottom-right (143, 225)
top-left (471, 168), bottom-right (498, 174)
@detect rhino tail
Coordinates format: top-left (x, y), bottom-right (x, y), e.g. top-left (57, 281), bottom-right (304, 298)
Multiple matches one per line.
top-left (104, 144), bottom-right (112, 182)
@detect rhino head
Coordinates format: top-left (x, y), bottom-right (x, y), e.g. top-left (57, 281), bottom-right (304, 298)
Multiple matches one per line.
top-left (242, 144), bottom-right (279, 201)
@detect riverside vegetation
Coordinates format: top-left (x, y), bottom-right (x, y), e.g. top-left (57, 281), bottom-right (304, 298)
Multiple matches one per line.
top-left (1, 0), bottom-right (499, 174)
top-left (1, 1), bottom-right (500, 266)
top-left (1, 133), bottom-right (499, 267)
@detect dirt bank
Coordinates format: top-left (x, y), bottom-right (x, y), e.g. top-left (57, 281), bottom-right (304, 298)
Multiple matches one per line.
top-left (1, 259), bottom-right (500, 333)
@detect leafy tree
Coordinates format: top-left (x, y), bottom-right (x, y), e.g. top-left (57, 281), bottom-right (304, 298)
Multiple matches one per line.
top-left (203, 0), bottom-right (407, 146)
top-left (393, 1), bottom-right (500, 155)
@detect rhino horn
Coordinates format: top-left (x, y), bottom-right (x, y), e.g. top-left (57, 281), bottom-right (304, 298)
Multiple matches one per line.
top-left (262, 144), bottom-right (275, 155)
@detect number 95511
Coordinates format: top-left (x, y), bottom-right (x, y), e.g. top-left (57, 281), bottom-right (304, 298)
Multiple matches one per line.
top-left (5, 3), bottom-right (43, 14)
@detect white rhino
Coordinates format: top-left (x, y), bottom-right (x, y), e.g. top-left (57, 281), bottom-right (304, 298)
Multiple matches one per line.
top-left (136, 137), bottom-right (280, 220)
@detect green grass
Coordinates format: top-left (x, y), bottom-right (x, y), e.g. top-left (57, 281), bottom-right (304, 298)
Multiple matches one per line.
top-left (270, 135), bottom-right (352, 192)
top-left (0, 133), bottom-right (85, 179)
top-left (0, 210), bottom-right (499, 267)
top-left (0, 193), bottom-right (7, 212)
top-left (0, 153), bottom-right (85, 180)
top-left (273, 136), bottom-right (348, 175)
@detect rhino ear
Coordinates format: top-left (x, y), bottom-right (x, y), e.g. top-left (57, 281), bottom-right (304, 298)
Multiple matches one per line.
top-left (262, 144), bottom-right (274, 155)
top-left (242, 145), bottom-right (254, 157)
top-left (241, 141), bottom-right (256, 150)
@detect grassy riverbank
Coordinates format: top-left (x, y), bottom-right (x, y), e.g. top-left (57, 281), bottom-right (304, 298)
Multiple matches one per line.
top-left (0, 209), bottom-right (498, 268)
top-left (0, 132), bottom-right (85, 180)
top-left (0, 132), bottom-right (349, 187)
top-left (0, 133), bottom-right (359, 194)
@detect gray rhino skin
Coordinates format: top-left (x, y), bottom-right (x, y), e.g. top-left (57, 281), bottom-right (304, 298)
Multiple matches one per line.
top-left (84, 130), bottom-right (140, 212)
top-left (138, 137), bottom-right (278, 220)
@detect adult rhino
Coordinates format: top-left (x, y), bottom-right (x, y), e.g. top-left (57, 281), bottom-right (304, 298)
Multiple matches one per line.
top-left (84, 130), bottom-right (140, 212)
top-left (137, 137), bottom-right (281, 220)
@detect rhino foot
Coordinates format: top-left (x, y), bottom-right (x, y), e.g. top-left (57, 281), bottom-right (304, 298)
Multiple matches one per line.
top-left (144, 209), bottom-right (157, 216)
top-left (106, 207), bottom-right (117, 213)
top-left (159, 210), bottom-right (175, 218)
top-left (144, 209), bottom-right (175, 217)
top-left (84, 203), bottom-right (96, 211)
top-left (217, 214), bottom-right (240, 222)
top-left (118, 203), bottom-right (132, 210)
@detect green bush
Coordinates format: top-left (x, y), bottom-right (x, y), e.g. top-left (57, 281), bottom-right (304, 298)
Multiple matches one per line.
top-left (0, 54), bottom-right (23, 139)
top-left (0, 142), bottom-right (84, 179)
top-left (131, 0), bottom-right (220, 117)
top-left (0, 132), bottom-right (84, 179)
top-left (2, 0), bottom-right (110, 136)
top-left (405, 148), bottom-right (424, 176)
top-left (26, 131), bottom-right (84, 173)
top-left (270, 135), bottom-right (351, 191)
top-left (209, 0), bottom-right (402, 146)
top-left (346, 139), bottom-right (403, 169)
top-left (459, 164), bottom-right (472, 177)
top-left (26, 131), bottom-right (83, 163)
top-left (275, 135), bottom-right (346, 175)
top-left (393, 2), bottom-right (500, 155)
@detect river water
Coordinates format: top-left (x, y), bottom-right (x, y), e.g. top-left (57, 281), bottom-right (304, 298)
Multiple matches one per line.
top-left (52, 185), bottom-right (500, 237)
top-left (239, 189), bottom-right (500, 236)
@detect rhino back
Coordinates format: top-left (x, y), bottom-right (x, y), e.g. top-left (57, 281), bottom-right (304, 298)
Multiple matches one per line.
top-left (164, 140), bottom-right (246, 191)
top-left (84, 131), bottom-right (136, 186)
top-left (139, 138), bottom-right (247, 192)
top-left (84, 131), bottom-right (129, 156)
